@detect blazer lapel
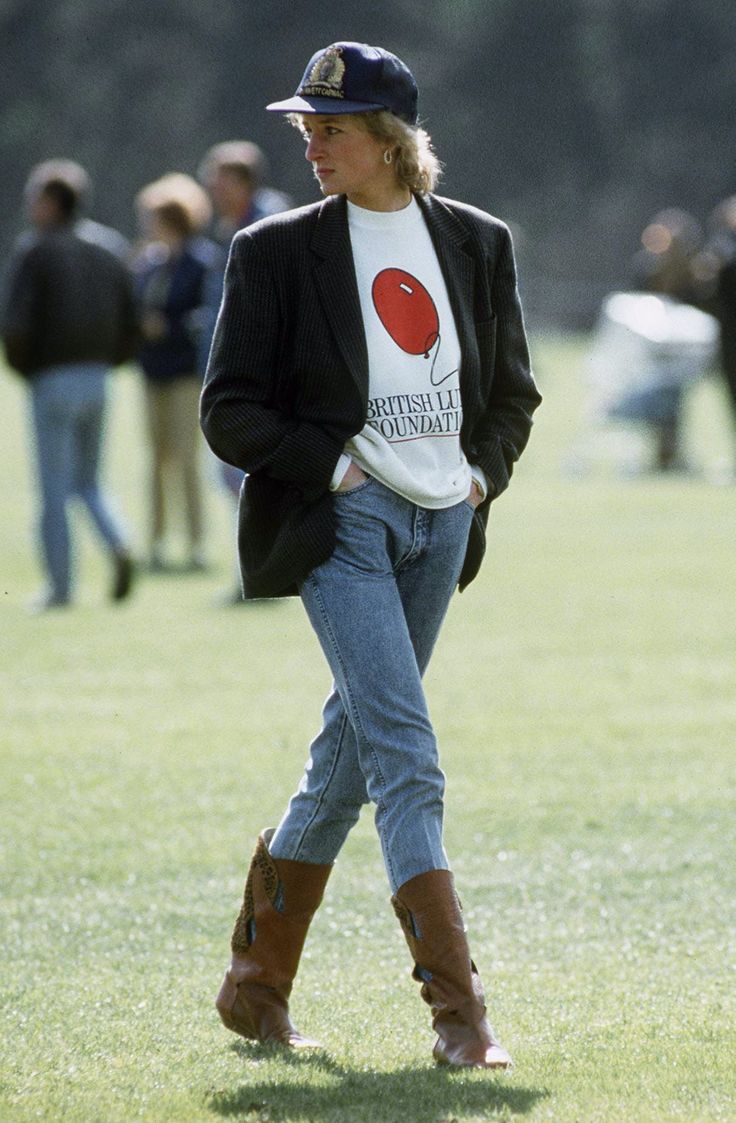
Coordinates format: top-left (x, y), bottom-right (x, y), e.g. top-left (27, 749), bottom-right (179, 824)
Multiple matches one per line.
top-left (311, 195), bottom-right (369, 407)
top-left (416, 194), bottom-right (479, 391)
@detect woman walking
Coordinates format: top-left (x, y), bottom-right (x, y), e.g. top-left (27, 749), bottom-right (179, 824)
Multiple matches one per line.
top-left (200, 41), bottom-right (541, 1068)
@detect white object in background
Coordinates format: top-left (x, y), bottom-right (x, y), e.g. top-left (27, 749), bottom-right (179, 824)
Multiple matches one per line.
top-left (587, 292), bottom-right (719, 409)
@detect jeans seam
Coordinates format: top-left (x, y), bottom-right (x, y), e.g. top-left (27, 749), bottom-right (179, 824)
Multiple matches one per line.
top-left (307, 573), bottom-right (389, 818)
top-left (395, 506), bottom-right (428, 574)
top-left (291, 707), bottom-right (350, 860)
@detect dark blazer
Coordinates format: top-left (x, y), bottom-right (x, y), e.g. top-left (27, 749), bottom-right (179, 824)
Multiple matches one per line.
top-left (200, 192), bottom-right (541, 599)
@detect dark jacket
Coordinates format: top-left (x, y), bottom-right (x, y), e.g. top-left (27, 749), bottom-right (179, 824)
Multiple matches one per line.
top-left (200, 192), bottom-right (541, 599)
top-left (134, 235), bottom-right (218, 383)
top-left (716, 253), bottom-right (736, 409)
top-left (2, 225), bottom-right (138, 377)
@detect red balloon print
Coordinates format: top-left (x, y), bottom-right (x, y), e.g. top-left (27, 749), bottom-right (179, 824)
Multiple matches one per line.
top-left (372, 269), bottom-right (439, 357)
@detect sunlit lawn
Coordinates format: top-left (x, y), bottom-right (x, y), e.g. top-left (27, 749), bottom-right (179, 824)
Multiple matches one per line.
top-left (1, 340), bottom-right (735, 1122)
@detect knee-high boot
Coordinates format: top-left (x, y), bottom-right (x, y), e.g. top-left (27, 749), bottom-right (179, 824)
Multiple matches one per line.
top-left (215, 828), bottom-right (332, 1047)
top-left (391, 868), bottom-right (512, 1068)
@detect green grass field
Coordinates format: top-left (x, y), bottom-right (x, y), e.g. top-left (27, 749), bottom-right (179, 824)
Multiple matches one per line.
top-left (1, 339), bottom-right (735, 1123)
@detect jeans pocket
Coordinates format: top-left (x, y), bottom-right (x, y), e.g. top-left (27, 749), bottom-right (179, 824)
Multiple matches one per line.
top-left (333, 476), bottom-right (374, 500)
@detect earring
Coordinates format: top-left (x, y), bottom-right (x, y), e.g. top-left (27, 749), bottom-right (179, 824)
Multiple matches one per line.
top-left (383, 149), bottom-right (393, 165)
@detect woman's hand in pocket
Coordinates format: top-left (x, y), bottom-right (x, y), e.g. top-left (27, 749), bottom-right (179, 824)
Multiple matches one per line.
top-left (466, 478), bottom-right (484, 508)
top-left (335, 462), bottom-right (369, 493)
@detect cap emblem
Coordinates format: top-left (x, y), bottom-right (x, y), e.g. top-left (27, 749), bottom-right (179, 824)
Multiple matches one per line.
top-left (300, 46), bottom-right (346, 99)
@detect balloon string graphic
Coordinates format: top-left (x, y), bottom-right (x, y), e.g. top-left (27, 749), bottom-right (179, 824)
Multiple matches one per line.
top-left (426, 333), bottom-right (456, 386)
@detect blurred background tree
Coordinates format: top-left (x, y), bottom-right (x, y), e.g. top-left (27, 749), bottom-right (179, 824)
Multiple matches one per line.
top-left (1, 0), bottom-right (734, 328)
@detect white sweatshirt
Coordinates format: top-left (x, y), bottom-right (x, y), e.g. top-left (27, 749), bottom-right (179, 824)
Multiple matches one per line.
top-left (329, 197), bottom-right (483, 508)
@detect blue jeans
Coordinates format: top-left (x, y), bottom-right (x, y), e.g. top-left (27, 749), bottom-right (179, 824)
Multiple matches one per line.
top-left (270, 478), bottom-right (475, 893)
top-left (30, 364), bottom-right (128, 601)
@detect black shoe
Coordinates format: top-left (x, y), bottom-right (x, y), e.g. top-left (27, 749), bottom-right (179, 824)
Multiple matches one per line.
top-left (111, 551), bottom-right (135, 601)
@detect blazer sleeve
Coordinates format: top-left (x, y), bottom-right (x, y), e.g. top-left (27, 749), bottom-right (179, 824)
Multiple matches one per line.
top-left (471, 224), bottom-right (541, 499)
top-left (199, 230), bottom-right (344, 497)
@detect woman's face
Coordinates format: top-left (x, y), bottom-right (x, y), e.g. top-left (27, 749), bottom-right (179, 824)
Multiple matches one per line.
top-left (302, 114), bottom-right (409, 211)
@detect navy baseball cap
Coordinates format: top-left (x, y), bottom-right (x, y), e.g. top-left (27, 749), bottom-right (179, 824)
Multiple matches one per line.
top-left (266, 42), bottom-right (418, 125)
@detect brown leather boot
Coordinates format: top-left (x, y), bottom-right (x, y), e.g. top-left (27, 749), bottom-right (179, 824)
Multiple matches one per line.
top-left (392, 868), bottom-right (512, 1068)
top-left (215, 829), bottom-right (331, 1047)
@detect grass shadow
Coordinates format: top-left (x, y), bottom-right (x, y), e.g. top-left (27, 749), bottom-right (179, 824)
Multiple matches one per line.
top-left (207, 1043), bottom-right (548, 1123)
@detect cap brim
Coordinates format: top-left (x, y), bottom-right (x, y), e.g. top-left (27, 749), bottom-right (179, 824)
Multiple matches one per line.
top-left (266, 95), bottom-right (386, 116)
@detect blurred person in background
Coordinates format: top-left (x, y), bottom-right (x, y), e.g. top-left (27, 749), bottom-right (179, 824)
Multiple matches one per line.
top-left (198, 139), bottom-right (292, 252)
top-left (706, 195), bottom-right (736, 439)
top-left (21, 158), bottom-right (131, 262)
top-left (197, 141), bottom-right (292, 602)
top-left (629, 207), bottom-right (704, 471)
top-left (1, 159), bottom-right (137, 611)
top-left (133, 173), bottom-right (218, 573)
top-left (575, 208), bottom-right (719, 479)
top-left (201, 41), bottom-right (540, 1067)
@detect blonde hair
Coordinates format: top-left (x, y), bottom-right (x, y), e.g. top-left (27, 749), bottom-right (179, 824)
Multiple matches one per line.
top-left (136, 173), bottom-right (212, 236)
top-left (358, 111), bottom-right (441, 195)
top-left (289, 110), bottom-right (442, 195)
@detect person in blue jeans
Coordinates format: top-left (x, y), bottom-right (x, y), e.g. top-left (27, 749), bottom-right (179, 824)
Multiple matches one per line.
top-left (201, 42), bottom-right (541, 1067)
top-left (2, 160), bottom-right (137, 610)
